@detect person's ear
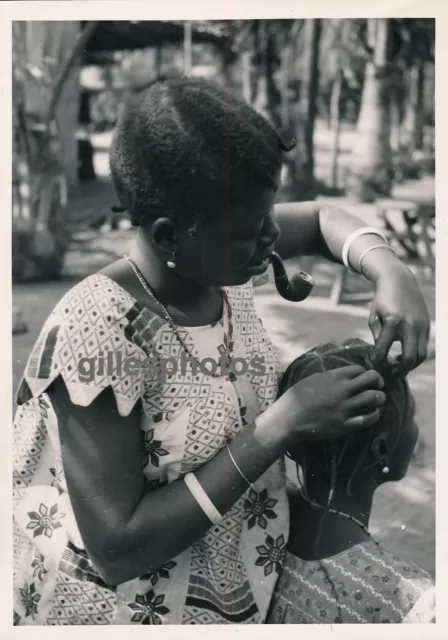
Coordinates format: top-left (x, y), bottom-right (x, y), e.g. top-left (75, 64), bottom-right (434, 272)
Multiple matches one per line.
top-left (150, 218), bottom-right (177, 253)
top-left (370, 434), bottom-right (390, 475)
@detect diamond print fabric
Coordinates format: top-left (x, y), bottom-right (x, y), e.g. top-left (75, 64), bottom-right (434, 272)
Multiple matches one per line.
top-left (13, 274), bottom-right (289, 624)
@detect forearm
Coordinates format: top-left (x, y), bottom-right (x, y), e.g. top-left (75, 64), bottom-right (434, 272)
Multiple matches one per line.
top-left (102, 415), bottom-right (287, 585)
top-left (318, 205), bottom-right (410, 283)
top-left (274, 201), bottom-right (409, 284)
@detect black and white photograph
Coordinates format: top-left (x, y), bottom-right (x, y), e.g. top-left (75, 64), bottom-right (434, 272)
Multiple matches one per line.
top-left (10, 7), bottom-right (438, 628)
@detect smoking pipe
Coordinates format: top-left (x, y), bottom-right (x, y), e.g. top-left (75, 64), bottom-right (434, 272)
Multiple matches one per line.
top-left (269, 251), bottom-right (314, 302)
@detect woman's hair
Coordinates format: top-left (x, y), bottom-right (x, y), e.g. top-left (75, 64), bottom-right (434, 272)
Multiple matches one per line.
top-left (278, 339), bottom-right (409, 497)
top-left (109, 76), bottom-right (294, 228)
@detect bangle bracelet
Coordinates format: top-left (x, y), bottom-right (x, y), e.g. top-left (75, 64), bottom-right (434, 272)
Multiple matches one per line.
top-left (359, 244), bottom-right (396, 276)
top-left (184, 473), bottom-right (223, 525)
top-left (226, 443), bottom-right (254, 490)
top-left (342, 227), bottom-right (389, 272)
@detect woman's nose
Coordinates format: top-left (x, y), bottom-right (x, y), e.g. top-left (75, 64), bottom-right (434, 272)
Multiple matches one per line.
top-left (258, 215), bottom-right (280, 247)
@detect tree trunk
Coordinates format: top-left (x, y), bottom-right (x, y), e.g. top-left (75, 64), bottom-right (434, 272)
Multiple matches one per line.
top-left (282, 19), bottom-right (322, 201)
top-left (183, 21), bottom-right (193, 75)
top-left (401, 63), bottom-right (425, 152)
top-left (241, 50), bottom-right (252, 103)
top-left (155, 45), bottom-right (163, 76)
top-left (347, 19), bottom-right (392, 202)
top-left (12, 21), bottom-right (94, 283)
top-left (329, 68), bottom-right (343, 189)
top-left (300, 19), bottom-right (321, 185)
top-left (252, 22), bottom-right (282, 129)
top-left (279, 46), bottom-right (292, 129)
top-left (390, 99), bottom-right (402, 152)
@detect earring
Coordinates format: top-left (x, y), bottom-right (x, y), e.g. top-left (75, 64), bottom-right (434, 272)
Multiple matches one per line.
top-left (167, 251), bottom-right (176, 269)
top-left (380, 452), bottom-right (390, 474)
top-left (375, 439), bottom-right (389, 474)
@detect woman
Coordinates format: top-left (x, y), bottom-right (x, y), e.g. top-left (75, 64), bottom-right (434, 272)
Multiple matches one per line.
top-left (267, 339), bottom-right (435, 624)
top-left (13, 77), bottom-right (430, 625)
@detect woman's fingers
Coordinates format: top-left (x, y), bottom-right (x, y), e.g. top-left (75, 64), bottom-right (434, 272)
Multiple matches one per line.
top-left (399, 323), bottom-right (418, 374)
top-left (373, 315), bottom-right (400, 362)
top-left (344, 409), bottom-right (381, 430)
top-left (368, 310), bottom-right (382, 342)
top-left (344, 389), bottom-right (386, 416)
top-left (337, 365), bottom-right (368, 379)
top-left (346, 369), bottom-right (384, 393)
top-left (417, 326), bottom-right (429, 366)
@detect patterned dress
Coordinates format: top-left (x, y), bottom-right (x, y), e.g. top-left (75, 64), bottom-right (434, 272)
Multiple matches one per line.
top-left (266, 542), bottom-right (435, 624)
top-left (13, 274), bottom-right (289, 625)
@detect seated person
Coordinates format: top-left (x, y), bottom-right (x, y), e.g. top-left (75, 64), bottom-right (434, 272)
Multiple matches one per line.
top-left (267, 339), bottom-right (435, 624)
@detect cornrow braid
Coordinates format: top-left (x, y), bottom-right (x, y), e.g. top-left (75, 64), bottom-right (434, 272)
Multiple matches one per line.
top-left (109, 76), bottom-right (294, 228)
top-left (279, 338), bottom-right (407, 488)
top-left (280, 339), bottom-right (408, 572)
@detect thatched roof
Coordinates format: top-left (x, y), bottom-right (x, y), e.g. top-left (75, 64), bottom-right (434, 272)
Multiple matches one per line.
top-left (83, 20), bottom-right (234, 65)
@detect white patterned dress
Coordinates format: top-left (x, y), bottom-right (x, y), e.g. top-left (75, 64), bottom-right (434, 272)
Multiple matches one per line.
top-left (13, 274), bottom-right (289, 625)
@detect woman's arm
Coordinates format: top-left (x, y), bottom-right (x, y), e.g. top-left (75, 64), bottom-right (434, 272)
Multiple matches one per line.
top-left (49, 360), bottom-right (385, 586)
top-left (49, 376), bottom-right (287, 586)
top-left (273, 202), bottom-right (430, 372)
top-left (274, 201), bottom-right (404, 275)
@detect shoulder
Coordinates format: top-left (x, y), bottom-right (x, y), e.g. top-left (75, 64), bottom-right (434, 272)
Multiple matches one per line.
top-left (16, 274), bottom-right (163, 417)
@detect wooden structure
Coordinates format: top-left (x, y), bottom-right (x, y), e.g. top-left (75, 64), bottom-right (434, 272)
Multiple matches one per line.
top-left (82, 20), bottom-right (231, 65)
top-left (376, 199), bottom-right (435, 274)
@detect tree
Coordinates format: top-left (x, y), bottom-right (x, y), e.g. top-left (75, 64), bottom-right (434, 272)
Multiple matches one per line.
top-left (398, 19), bottom-right (435, 152)
top-left (12, 21), bottom-right (97, 282)
top-left (347, 19), bottom-right (393, 202)
top-left (318, 19), bottom-right (363, 190)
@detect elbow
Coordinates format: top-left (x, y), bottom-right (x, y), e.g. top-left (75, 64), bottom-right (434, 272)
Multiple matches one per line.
top-left (87, 537), bottom-right (129, 587)
top-left (89, 530), bottom-right (169, 587)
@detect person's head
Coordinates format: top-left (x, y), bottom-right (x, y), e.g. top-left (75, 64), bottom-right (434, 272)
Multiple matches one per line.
top-left (278, 339), bottom-right (419, 496)
top-left (109, 76), bottom-right (295, 286)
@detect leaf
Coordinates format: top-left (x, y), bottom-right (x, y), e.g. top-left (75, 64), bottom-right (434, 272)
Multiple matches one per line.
top-left (131, 611), bottom-right (144, 622)
top-left (265, 534), bottom-right (274, 548)
top-left (27, 512), bottom-right (40, 521)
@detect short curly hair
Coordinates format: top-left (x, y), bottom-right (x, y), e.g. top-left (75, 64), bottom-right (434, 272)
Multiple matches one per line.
top-left (109, 76), bottom-right (294, 228)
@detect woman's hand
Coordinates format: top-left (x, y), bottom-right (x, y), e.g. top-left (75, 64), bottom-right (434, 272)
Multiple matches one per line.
top-left (369, 265), bottom-right (430, 374)
top-left (267, 365), bottom-right (386, 447)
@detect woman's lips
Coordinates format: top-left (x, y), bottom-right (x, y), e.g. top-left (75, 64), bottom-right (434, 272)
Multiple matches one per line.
top-left (244, 257), bottom-right (271, 274)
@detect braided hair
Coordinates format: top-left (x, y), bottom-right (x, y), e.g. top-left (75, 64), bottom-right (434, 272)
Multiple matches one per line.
top-left (109, 76), bottom-right (295, 229)
top-left (278, 339), bottom-right (409, 620)
top-left (278, 338), bottom-right (407, 493)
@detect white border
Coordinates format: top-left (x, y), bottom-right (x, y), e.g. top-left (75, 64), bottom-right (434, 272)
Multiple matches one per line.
top-left (1, 2), bottom-right (445, 638)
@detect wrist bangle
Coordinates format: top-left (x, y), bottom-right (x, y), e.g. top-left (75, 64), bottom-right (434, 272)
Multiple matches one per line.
top-left (358, 244), bottom-right (396, 276)
top-left (342, 227), bottom-right (389, 272)
top-left (184, 472), bottom-right (223, 525)
top-left (226, 443), bottom-right (254, 491)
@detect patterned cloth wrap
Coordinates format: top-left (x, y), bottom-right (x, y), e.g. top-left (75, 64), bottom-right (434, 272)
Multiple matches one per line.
top-left (267, 544), bottom-right (435, 623)
top-left (13, 274), bottom-right (290, 625)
